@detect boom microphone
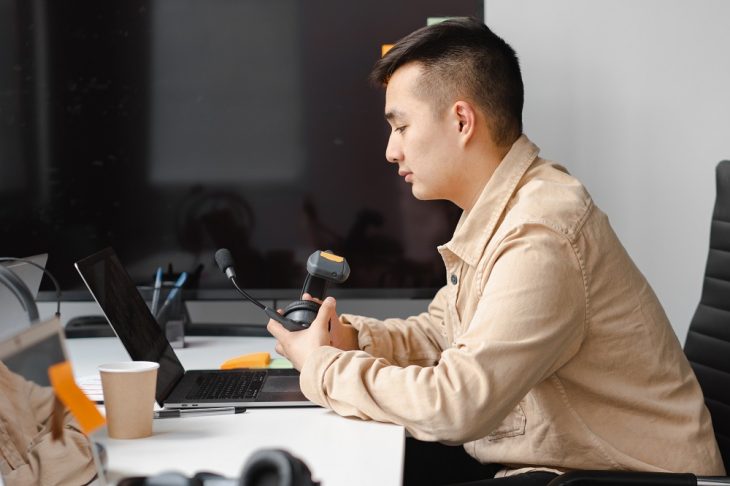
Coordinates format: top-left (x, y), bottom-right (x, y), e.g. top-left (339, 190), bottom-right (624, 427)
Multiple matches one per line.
top-left (214, 248), bottom-right (237, 280)
top-left (215, 248), bottom-right (308, 332)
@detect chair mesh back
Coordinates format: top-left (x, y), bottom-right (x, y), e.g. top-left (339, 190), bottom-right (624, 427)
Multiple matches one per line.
top-left (685, 160), bottom-right (730, 472)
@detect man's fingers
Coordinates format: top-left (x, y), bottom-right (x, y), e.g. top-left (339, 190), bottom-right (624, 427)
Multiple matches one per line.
top-left (268, 320), bottom-right (289, 358)
top-left (302, 293), bottom-right (324, 305)
top-left (320, 296), bottom-right (336, 314)
top-left (267, 319), bottom-right (288, 340)
top-left (312, 297), bottom-right (337, 329)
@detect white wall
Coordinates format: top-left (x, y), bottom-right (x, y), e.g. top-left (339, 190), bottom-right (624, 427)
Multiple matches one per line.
top-left (486, 0), bottom-right (730, 342)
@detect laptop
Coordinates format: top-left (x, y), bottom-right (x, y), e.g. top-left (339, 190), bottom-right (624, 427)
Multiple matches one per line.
top-left (0, 253), bottom-right (49, 340)
top-left (0, 317), bottom-right (108, 484)
top-left (0, 316), bottom-right (66, 388)
top-left (74, 247), bottom-right (313, 409)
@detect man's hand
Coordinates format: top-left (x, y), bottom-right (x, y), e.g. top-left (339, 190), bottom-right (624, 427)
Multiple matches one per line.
top-left (301, 293), bottom-right (359, 352)
top-left (267, 297), bottom-right (338, 370)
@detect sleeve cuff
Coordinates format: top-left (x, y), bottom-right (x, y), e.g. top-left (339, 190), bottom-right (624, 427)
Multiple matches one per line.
top-left (341, 313), bottom-right (376, 351)
top-left (299, 346), bottom-right (343, 406)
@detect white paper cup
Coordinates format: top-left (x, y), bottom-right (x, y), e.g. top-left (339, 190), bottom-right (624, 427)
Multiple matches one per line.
top-left (98, 361), bottom-right (159, 439)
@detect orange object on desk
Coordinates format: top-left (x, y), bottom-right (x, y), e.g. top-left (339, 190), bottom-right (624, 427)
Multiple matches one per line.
top-left (48, 360), bottom-right (106, 435)
top-left (220, 352), bottom-right (271, 369)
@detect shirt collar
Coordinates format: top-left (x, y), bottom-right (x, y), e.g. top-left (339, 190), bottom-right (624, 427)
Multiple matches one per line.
top-left (440, 134), bottom-right (540, 267)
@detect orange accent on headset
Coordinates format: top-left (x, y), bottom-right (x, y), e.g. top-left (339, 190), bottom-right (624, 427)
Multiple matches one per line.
top-left (381, 44), bottom-right (395, 57)
top-left (320, 252), bottom-right (344, 263)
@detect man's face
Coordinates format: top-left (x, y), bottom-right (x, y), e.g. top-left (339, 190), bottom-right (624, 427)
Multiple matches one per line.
top-left (384, 63), bottom-right (461, 202)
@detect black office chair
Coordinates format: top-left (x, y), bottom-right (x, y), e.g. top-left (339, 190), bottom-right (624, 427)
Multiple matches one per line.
top-left (548, 160), bottom-right (730, 486)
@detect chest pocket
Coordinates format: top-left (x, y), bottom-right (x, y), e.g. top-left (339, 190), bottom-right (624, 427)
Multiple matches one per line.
top-left (487, 401), bottom-right (527, 441)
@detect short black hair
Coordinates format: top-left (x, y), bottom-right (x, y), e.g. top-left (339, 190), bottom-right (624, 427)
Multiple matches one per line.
top-left (370, 17), bottom-right (523, 146)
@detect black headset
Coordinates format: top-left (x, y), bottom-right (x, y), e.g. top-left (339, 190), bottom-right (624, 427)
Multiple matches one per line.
top-left (0, 257), bottom-right (62, 323)
top-left (240, 449), bottom-right (319, 486)
top-left (0, 261), bottom-right (40, 322)
top-left (117, 449), bottom-right (319, 486)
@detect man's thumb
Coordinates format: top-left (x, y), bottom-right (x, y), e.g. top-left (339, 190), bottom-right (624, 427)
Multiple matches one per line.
top-left (314, 297), bottom-right (336, 326)
top-left (322, 296), bottom-right (336, 312)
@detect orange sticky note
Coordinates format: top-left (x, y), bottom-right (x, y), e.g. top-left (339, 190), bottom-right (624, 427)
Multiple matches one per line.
top-left (220, 352), bottom-right (271, 369)
top-left (381, 44), bottom-right (394, 57)
top-left (48, 361), bottom-right (106, 435)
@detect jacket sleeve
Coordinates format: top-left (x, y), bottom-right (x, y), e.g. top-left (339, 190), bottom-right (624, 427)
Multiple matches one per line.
top-left (339, 286), bottom-right (450, 367)
top-left (299, 225), bottom-right (586, 443)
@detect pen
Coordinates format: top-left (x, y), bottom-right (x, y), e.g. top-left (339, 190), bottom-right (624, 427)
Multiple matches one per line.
top-left (150, 267), bottom-right (163, 315)
top-left (154, 406), bottom-right (247, 419)
top-left (155, 271), bottom-right (188, 319)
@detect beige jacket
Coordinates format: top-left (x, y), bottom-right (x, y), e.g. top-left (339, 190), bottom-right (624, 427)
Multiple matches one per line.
top-left (0, 361), bottom-right (97, 486)
top-left (300, 135), bottom-right (725, 475)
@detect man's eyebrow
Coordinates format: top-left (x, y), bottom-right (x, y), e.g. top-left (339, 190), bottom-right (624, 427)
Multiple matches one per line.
top-left (384, 109), bottom-right (405, 122)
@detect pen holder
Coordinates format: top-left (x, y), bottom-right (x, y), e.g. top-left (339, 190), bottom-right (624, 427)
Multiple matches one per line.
top-left (140, 283), bottom-right (189, 349)
top-left (158, 283), bottom-right (188, 349)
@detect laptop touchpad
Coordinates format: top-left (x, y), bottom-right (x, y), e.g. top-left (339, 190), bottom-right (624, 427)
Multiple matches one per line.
top-left (263, 375), bottom-right (300, 392)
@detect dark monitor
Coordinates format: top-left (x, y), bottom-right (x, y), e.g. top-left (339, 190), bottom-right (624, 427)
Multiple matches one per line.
top-left (0, 0), bottom-right (482, 297)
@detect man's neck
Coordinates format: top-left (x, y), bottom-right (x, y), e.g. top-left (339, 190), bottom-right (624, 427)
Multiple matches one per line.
top-left (457, 141), bottom-right (512, 212)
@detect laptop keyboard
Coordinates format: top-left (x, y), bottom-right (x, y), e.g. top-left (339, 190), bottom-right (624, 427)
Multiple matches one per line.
top-left (186, 371), bottom-right (266, 400)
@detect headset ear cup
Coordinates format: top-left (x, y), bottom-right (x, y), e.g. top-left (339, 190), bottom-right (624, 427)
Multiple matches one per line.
top-left (0, 264), bottom-right (39, 322)
top-left (239, 449), bottom-right (318, 486)
top-left (281, 300), bottom-right (320, 327)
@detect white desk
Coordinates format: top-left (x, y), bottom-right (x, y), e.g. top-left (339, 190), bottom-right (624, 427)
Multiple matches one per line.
top-left (66, 336), bottom-right (405, 485)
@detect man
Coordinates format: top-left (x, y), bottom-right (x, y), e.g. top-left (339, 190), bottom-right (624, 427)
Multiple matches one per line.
top-left (267, 18), bottom-right (724, 485)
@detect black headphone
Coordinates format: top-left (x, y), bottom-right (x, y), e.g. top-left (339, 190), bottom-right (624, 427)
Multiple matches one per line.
top-left (240, 449), bottom-right (319, 486)
top-left (117, 449), bottom-right (320, 486)
top-left (278, 299), bottom-right (321, 329)
top-left (0, 257), bottom-right (62, 323)
top-left (0, 260), bottom-right (40, 322)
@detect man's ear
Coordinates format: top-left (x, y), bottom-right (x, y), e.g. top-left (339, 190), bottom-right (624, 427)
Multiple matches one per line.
top-left (453, 101), bottom-right (476, 143)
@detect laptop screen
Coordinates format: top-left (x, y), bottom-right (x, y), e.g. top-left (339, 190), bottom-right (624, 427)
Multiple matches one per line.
top-left (0, 318), bottom-right (66, 386)
top-left (74, 247), bottom-right (184, 405)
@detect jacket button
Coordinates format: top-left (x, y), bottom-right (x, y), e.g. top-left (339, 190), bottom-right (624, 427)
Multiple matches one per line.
top-left (450, 274), bottom-right (458, 285)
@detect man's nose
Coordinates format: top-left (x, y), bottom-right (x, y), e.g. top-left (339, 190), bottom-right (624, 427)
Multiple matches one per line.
top-left (385, 135), bottom-right (403, 164)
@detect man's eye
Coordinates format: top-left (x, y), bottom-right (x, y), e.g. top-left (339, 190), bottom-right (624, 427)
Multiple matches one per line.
top-left (394, 126), bottom-right (407, 134)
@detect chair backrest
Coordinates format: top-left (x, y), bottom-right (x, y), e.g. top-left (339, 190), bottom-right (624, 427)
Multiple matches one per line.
top-left (684, 160), bottom-right (730, 472)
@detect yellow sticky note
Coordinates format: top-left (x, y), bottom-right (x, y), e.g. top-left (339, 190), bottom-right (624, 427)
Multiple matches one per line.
top-left (381, 44), bottom-right (395, 57)
top-left (48, 361), bottom-right (106, 435)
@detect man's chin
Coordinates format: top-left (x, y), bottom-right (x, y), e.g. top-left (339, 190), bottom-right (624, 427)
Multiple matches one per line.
top-left (411, 186), bottom-right (433, 201)
top-left (411, 186), bottom-right (450, 204)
